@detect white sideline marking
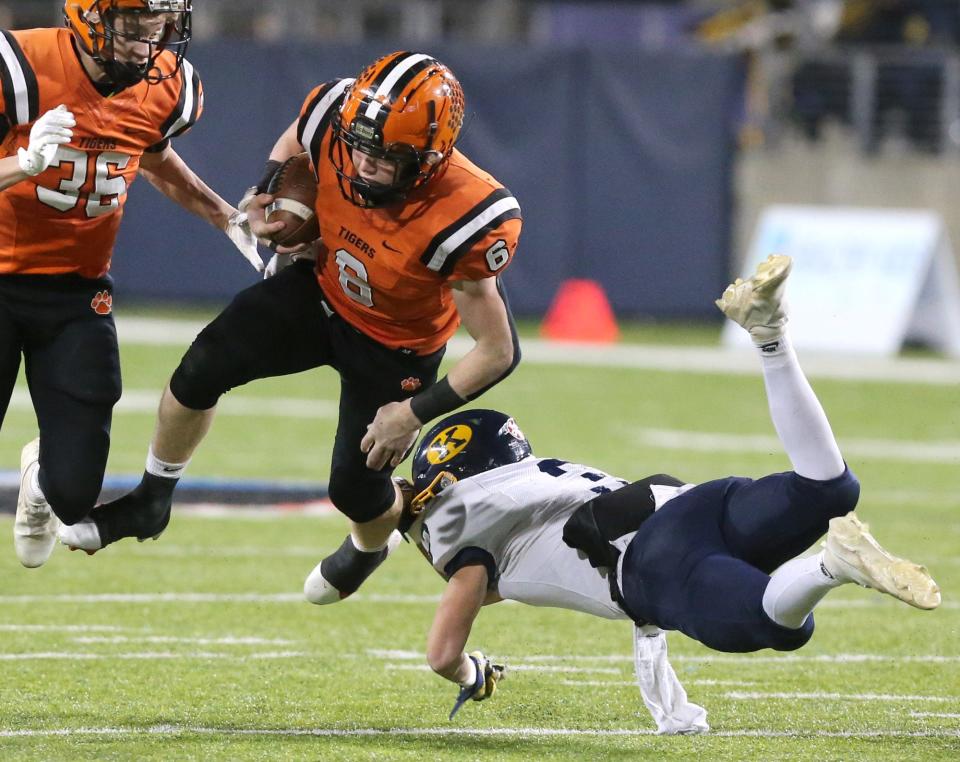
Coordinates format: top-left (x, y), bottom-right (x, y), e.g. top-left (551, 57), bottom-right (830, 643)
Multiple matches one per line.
top-left (0, 591), bottom-right (955, 611)
top-left (8, 389), bottom-right (337, 419)
top-left (0, 593), bottom-right (302, 604)
top-left (0, 651), bottom-right (307, 661)
top-left (633, 428), bottom-right (960, 463)
top-left (136, 544), bottom-right (328, 557)
top-left (911, 712), bottom-right (960, 719)
top-left (726, 691), bottom-right (957, 703)
top-left (393, 664), bottom-right (622, 675)
top-left (115, 317), bottom-right (960, 386)
top-left (72, 636), bottom-right (296, 646)
top-left (1, 725), bottom-right (959, 739)
top-left (10, 391), bottom-right (957, 463)
top-left (0, 592), bottom-right (443, 604)
top-left (0, 624), bottom-right (125, 632)
top-left (561, 679), bottom-right (754, 687)
top-left (367, 649), bottom-right (960, 665)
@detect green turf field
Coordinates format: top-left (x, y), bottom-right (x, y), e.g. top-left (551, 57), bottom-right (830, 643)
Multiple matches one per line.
top-left (1, 318), bottom-right (957, 760)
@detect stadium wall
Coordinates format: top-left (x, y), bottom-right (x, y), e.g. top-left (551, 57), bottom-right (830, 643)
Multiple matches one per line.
top-left (111, 42), bottom-right (744, 319)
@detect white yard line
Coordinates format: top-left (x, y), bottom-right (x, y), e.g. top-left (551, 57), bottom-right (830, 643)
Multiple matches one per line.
top-left (366, 649), bottom-right (960, 665)
top-left (911, 712), bottom-right (960, 719)
top-left (1, 725), bottom-right (958, 739)
top-left (0, 651), bottom-right (307, 661)
top-left (561, 679), bottom-right (756, 687)
top-left (632, 428), bottom-right (960, 463)
top-left (6, 389), bottom-right (337, 419)
top-left (393, 664), bottom-right (622, 674)
top-left (725, 691), bottom-right (957, 703)
top-left (116, 317), bottom-right (960, 386)
top-left (0, 591), bottom-right (955, 611)
top-left (71, 636), bottom-right (296, 646)
top-left (0, 624), bottom-right (125, 632)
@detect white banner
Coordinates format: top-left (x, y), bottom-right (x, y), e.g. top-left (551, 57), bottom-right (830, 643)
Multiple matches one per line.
top-left (724, 205), bottom-right (960, 357)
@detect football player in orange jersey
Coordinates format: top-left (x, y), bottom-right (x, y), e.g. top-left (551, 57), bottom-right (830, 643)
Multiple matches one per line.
top-left (1, 1), bottom-right (264, 568)
top-left (61, 52), bottom-right (523, 603)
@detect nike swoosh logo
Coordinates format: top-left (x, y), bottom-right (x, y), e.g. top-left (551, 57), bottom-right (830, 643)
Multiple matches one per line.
top-left (382, 240), bottom-right (402, 253)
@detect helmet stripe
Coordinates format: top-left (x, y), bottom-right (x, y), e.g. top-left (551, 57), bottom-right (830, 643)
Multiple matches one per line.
top-left (362, 53), bottom-right (435, 122)
top-left (299, 77), bottom-right (353, 161)
top-left (0, 31), bottom-right (39, 126)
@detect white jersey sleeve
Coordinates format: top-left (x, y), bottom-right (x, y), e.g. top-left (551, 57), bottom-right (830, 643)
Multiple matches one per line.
top-left (411, 457), bottom-right (632, 620)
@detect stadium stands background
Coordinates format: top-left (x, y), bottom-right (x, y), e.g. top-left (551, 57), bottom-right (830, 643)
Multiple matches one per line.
top-left (4, 0), bottom-right (960, 318)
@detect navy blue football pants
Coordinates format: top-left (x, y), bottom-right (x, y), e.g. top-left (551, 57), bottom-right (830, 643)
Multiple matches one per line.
top-left (620, 468), bottom-right (861, 652)
top-left (0, 274), bottom-right (121, 524)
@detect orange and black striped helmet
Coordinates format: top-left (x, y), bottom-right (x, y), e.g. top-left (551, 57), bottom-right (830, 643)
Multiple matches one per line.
top-left (64, 1), bottom-right (191, 87)
top-left (330, 51), bottom-right (465, 207)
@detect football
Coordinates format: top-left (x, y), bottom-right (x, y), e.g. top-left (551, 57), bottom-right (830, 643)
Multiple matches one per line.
top-left (264, 152), bottom-right (320, 247)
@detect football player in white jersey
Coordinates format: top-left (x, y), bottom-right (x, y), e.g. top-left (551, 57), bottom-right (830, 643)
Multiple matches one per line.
top-left (324, 255), bottom-right (941, 732)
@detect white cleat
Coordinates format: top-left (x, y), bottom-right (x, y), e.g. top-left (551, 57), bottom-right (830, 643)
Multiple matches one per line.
top-left (304, 530), bottom-right (403, 605)
top-left (715, 254), bottom-right (793, 344)
top-left (14, 438), bottom-right (61, 568)
top-left (58, 518), bottom-right (103, 555)
top-left (822, 512), bottom-right (941, 610)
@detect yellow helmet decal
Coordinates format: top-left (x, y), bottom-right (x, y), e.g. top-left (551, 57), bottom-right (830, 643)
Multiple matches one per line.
top-left (425, 424), bottom-right (472, 465)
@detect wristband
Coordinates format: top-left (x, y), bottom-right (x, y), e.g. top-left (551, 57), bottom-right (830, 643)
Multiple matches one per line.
top-left (255, 159), bottom-right (283, 194)
top-left (409, 377), bottom-right (466, 425)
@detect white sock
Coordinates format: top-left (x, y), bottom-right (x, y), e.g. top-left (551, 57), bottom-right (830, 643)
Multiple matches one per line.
top-left (145, 446), bottom-right (190, 480)
top-left (25, 463), bottom-right (45, 503)
top-left (762, 551), bottom-right (842, 629)
top-left (350, 533), bottom-right (389, 553)
top-left (758, 333), bottom-right (845, 481)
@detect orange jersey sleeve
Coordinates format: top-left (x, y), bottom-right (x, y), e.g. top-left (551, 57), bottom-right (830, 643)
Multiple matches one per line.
top-left (0, 28), bottom-right (203, 278)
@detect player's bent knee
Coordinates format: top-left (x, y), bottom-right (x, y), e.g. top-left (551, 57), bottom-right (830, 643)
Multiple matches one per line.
top-left (328, 473), bottom-right (396, 523)
top-left (802, 467), bottom-right (861, 520)
top-left (43, 480), bottom-right (101, 526)
top-left (169, 334), bottom-right (232, 411)
top-left (703, 615), bottom-right (814, 653)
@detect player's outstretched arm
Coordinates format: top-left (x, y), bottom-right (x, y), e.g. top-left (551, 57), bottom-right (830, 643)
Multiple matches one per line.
top-left (139, 145), bottom-right (264, 272)
top-left (426, 564), bottom-right (506, 719)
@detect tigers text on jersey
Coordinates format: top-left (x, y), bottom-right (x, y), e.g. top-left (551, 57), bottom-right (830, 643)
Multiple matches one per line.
top-left (409, 457), bottom-right (632, 620)
top-left (297, 79), bottom-right (522, 354)
top-left (0, 28), bottom-right (202, 278)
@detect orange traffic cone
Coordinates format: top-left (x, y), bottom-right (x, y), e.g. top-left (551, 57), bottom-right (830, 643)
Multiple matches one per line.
top-left (540, 279), bottom-right (620, 343)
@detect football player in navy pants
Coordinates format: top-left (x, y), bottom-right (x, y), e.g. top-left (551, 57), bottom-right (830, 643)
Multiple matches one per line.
top-left (396, 255), bottom-right (940, 730)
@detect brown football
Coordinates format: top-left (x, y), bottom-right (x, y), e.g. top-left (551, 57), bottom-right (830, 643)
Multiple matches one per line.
top-left (264, 152), bottom-right (320, 247)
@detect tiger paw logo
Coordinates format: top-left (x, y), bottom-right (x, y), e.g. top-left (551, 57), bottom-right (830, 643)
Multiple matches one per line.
top-left (401, 377), bottom-right (422, 392)
top-left (91, 290), bottom-right (113, 315)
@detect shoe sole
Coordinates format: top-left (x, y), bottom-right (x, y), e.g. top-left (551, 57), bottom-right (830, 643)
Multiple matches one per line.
top-left (715, 254), bottom-right (792, 324)
top-left (827, 514), bottom-right (940, 610)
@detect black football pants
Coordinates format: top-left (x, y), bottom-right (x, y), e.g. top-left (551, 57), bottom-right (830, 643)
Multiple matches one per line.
top-left (0, 274), bottom-right (121, 524)
top-left (169, 260), bottom-right (444, 522)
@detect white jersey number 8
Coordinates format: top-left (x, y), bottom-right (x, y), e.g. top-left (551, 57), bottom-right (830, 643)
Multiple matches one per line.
top-left (335, 248), bottom-right (374, 307)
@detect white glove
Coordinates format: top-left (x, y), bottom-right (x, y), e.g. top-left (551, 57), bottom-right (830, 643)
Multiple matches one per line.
top-left (264, 252), bottom-right (291, 278)
top-left (633, 625), bottom-right (709, 735)
top-left (264, 244), bottom-right (318, 279)
top-left (224, 210), bottom-right (265, 273)
top-left (17, 104), bottom-right (75, 176)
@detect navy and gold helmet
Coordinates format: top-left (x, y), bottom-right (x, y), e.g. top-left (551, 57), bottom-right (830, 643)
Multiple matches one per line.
top-left (411, 409), bottom-right (533, 510)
